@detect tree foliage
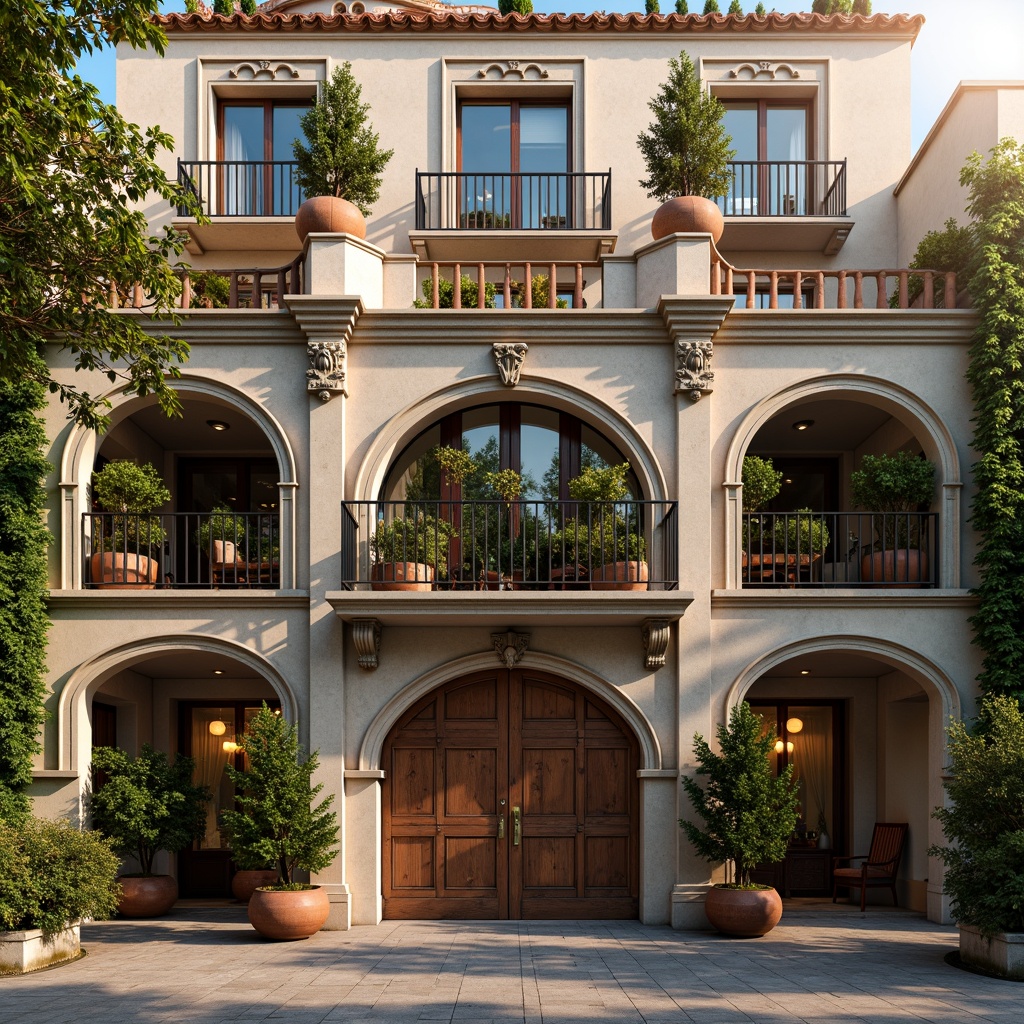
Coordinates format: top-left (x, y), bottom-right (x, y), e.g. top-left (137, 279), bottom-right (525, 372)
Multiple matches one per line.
top-left (754, 2), bottom-right (766, 13)
top-left (702, 0), bottom-right (720, 12)
top-left (930, 695), bottom-right (1024, 936)
top-left (812, 0), bottom-right (852, 12)
top-left (498, 0), bottom-right (534, 11)
top-left (891, 216), bottom-right (973, 308)
top-left (728, 0), bottom-right (743, 13)
top-left (645, 0), bottom-right (660, 12)
top-left (0, 370), bottom-right (49, 825)
top-left (852, 0), bottom-right (872, 13)
top-left (222, 705), bottom-right (339, 886)
top-left (963, 139), bottom-right (1024, 700)
top-left (0, 1), bottom-right (201, 429)
top-left (292, 63), bottom-right (393, 215)
top-left (680, 702), bottom-right (800, 886)
top-left (676, 0), bottom-right (689, 11)
top-left (637, 51), bottom-right (734, 201)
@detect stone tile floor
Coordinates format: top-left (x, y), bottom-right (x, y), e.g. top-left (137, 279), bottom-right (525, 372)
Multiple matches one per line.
top-left (2, 904), bottom-right (1019, 1024)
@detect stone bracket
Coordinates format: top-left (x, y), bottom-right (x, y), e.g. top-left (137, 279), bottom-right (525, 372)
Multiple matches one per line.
top-left (352, 618), bottom-right (382, 671)
top-left (641, 618), bottom-right (670, 670)
top-left (675, 340), bottom-right (714, 401)
top-left (284, 295), bottom-right (363, 402)
top-left (493, 343), bottom-right (528, 387)
top-left (658, 297), bottom-right (733, 401)
top-left (492, 630), bottom-right (530, 667)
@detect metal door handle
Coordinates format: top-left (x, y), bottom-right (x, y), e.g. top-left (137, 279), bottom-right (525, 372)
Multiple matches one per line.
top-left (512, 805), bottom-right (521, 846)
top-left (498, 816), bottom-right (505, 839)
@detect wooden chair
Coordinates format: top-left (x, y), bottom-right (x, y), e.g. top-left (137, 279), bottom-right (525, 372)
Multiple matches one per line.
top-left (832, 822), bottom-right (908, 911)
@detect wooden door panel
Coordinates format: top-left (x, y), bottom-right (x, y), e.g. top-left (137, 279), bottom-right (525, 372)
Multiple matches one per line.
top-left (522, 746), bottom-right (576, 815)
top-left (444, 835), bottom-right (498, 891)
top-left (584, 747), bottom-right (631, 816)
top-left (522, 679), bottom-right (576, 719)
top-left (391, 747), bottom-right (435, 816)
top-left (445, 679), bottom-right (499, 720)
top-left (444, 748), bottom-right (497, 816)
top-left (391, 835), bottom-right (434, 889)
top-left (584, 835), bottom-right (630, 889)
top-left (522, 835), bottom-right (576, 890)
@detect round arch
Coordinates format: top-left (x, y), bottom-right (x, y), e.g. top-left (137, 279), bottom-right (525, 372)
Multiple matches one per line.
top-left (358, 650), bottom-right (662, 772)
top-left (58, 634), bottom-right (299, 774)
top-left (352, 375), bottom-right (669, 506)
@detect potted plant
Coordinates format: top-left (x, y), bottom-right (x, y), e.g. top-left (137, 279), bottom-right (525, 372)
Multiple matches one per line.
top-left (0, 817), bottom-right (120, 974)
top-left (221, 704), bottom-right (339, 941)
top-left (930, 694), bottom-right (1024, 978)
top-left (772, 507), bottom-right (831, 560)
top-left (196, 506), bottom-right (280, 583)
top-left (681, 701), bottom-right (800, 936)
top-left (89, 460), bottom-right (170, 589)
top-left (850, 451), bottom-right (935, 584)
top-left (741, 455), bottom-right (782, 577)
top-left (89, 744), bottom-right (209, 918)
top-left (637, 49), bottom-right (734, 242)
top-left (370, 512), bottom-right (453, 590)
top-left (293, 62), bottom-right (394, 242)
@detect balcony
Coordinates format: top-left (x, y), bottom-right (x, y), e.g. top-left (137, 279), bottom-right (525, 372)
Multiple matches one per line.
top-left (410, 171), bottom-right (617, 262)
top-left (741, 512), bottom-right (939, 588)
top-left (718, 160), bottom-right (854, 255)
top-left (83, 512), bottom-right (281, 589)
top-left (174, 160), bottom-right (304, 254)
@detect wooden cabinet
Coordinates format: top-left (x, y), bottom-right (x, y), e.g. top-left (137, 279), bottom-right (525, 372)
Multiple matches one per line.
top-left (750, 846), bottom-right (833, 897)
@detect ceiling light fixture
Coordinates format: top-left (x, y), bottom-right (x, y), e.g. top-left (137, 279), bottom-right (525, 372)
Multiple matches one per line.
top-left (208, 720), bottom-right (227, 736)
top-left (207, 419), bottom-right (230, 432)
top-left (792, 419), bottom-right (815, 431)
top-left (799, 669), bottom-right (811, 676)
top-left (786, 717), bottom-right (804, 734)
top-left (213, 669), bottom-right (224, 676)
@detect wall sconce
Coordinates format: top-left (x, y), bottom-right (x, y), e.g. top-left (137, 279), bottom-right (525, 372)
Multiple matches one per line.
top-left (774, 740), bottom-right (795, 754)
top-left (222, 740), bottom-right (240, 753)
top-left (208, 720), bottom-right (227, 736)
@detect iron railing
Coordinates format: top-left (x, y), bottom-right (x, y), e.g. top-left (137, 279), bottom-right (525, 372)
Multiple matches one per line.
top-left (177, 160), bottom-right (305, 218)
top-left (341, 499), bottom-right (677, 590)
top-left (415, 171), bottom-right (612, 231)
top-left (84, 512), bottom-right (280, 588)
top-left (741, 511), bottom-right (938, 588)
top-left (719, 160), bottom-right (847, 218)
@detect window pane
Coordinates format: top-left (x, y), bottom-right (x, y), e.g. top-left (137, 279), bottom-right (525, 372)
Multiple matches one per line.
top-left (272, 105), bottom-right (307, 215)
top-left (383, 425), bottom-right (442, 502)
top-left (788, 705), bottom-right (833, 837)
top-left (222, 106), bottom-right (264, 215)
top-left (766, 107), bottom-right (808, 214)
top-left (461, 409), bottom-right (500, 499)
top-left (722, 105), bottom-right (757, 215)
top-left (520, 408), bottom-right (560, 500)
top-left (191, 707), bottom-right (236, 850)
top-left (461, 106), bottom-right (512, 228)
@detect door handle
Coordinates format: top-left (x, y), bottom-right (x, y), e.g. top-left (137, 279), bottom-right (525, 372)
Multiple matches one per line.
top-left (512, 805), bottom-right (521, 846)
top-left (498, 816), bottom-right (505, 839)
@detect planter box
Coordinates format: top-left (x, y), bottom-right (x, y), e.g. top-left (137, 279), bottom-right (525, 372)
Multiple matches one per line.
top-left (959, 923), bottom-right (1024, 979)
top-left (0, 922), bottom-right (80, 974)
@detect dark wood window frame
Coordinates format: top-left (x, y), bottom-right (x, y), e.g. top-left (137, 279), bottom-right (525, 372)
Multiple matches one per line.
top-left (456, 99), bottom-right (573, 175)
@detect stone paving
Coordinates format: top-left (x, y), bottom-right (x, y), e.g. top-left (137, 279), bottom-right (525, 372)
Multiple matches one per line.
top-left (2, 905), bottom-right (1020, 1024)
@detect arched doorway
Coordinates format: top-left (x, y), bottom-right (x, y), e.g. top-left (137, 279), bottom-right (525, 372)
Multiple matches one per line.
top-left (382, 667), bottom-right (640, 920)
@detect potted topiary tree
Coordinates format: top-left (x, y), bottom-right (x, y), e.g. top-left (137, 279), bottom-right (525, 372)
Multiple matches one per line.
top-left (221, 704), bottom-right (339, 941)
top-left (741, 455), bottom-right (782, 576)
top-left (89, 745), bottom-right (209, 918)
top-left (850, 451), bottom-right (935, 585)
top-left (89, 460), bottom-right (170, 589)
top-left (681, 701), bottom-right (800, 936)
top-left (370, 512), bottom-right (453, 590)
top-left (293, 62), bottom-right (394, 242)
top-left (637, 49), bottom-right (734, 242)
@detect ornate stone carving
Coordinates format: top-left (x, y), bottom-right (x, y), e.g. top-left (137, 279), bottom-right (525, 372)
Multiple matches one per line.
top-left (352, 618), bottom-right (382, 671)
top-left (728, 61), bottom-right (800, 80)
top-left (641, 619), bottom-right (670, 670)
top-left (307, 340), bottom-right (347, 401)
top-left (675, 340), bottom-right (714, 401)
top-left (492, 630), bottom-right (529, 668)
top-left (493, 343), bottom-right (528, 387)
top-left (229, 61), bottom-right (300, 81)
top-left (477, 62), bottom-right (549, 80)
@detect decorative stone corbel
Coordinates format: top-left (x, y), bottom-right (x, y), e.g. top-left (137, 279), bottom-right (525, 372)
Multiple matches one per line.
top-left (493, 343), bottom-right (528, 387)
top-left (675, 339), bottom-right (714, 401)
top-left (285, 296), bottom-right (363, 402)
top-left (352, 618), bottom-right (382, 671)
top-left (641, 619), bottom-right (670, 670)
top-left (492, 630), bottom-right (530, 668)
top-left (306, 340), bottom-right (347, 401)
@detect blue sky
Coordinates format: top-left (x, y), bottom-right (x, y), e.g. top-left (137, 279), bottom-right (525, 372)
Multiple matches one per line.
top-left (76, 0), bottom-right (1023, 153)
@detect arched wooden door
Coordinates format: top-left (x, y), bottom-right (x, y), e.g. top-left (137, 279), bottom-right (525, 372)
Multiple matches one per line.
top-left (382, 668), bottom-right (639, 919)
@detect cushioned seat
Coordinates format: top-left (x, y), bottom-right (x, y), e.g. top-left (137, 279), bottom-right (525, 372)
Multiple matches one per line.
top-left (832, 822), bottom-right (908, 911)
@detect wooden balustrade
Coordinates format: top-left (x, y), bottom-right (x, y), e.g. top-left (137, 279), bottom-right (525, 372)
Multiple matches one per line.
top-left (421, 260), bottom-right (593, 310)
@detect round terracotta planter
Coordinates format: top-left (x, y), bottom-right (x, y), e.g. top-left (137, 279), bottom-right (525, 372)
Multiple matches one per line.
top-left (651, 195), bottom-right (725, 243)
top-left (704, 885), bottom-right (783, 937)
top-left (231, 869), bottom-right (280, 903)
top-left (89, 552), bottom-right (159, 589)
top-left (248, 885), bottom-right (330, 941)
top-left (860, 549), bottom-right (928, 587)
top-left (116, 874), bottom-right (178, 918)
top-left (370, 561), bottom-right (433, 591)
top-left (295, 196), bottom-right (367, 242)
top-left (591, 560), bottom-right (650, 591)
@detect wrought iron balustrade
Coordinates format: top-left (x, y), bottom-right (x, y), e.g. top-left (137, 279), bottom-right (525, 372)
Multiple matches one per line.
top-left (415, 171), bottom-right (612, 231)
top-left (341, 499), bottom-right (677, 590)
top-left (741, 511), bottom-right (938, 588)
top-left (83, 512), bottom-right (280, 588)
top-left (719, 160), bottom-right (847, 218)
top-left (177, 160), bottom-right (305, 218)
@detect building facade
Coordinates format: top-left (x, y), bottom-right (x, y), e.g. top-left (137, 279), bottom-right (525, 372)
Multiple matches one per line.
top-left (32, 6), bottom-right (1014, 930)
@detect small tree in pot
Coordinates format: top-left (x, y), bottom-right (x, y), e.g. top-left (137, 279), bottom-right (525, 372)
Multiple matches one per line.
top-left (681, 701), bottom-right (800, 936)
top-left (293, 62), bottom-right (394, 241)
top-left (221, 705), bottom-right (339, 940)
top-left (637, 49), bottom-right (734, 241)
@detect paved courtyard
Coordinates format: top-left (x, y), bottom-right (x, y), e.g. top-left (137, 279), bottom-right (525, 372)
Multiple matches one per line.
top-left (3, 905), bottom-right (1019, 1024)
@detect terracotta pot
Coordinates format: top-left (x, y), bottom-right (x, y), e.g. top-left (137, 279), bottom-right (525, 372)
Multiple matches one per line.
top-left (89, 552), bottom-right (158, 589)
top-left (116, 874), bottom-right (178, 918)
top-left (370, 562), bottom-right (433, 591)
top-left (591, 560), bottom-right (649, 591)
top-left (295, 196), bottom-right (366, 242)
top-left (704, 885), bottom-right (783, 937)
top-left (860, 549), bottom-right (928, 588)
top-left (547, 564), bottom-right (589, 590)
top-left (651, 195), bottom-right (725, 243)
top-left (231, 869), bottom-right (280, 903)
top-left (248, 885), bottom-right (330, 941)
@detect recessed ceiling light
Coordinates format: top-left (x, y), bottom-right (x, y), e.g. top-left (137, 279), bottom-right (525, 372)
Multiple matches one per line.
top-left (207, 419), bottom-right (230, 432)
top-left (792, 419), bottom-right (815, 431)
top-left (799, 669), bottom-right (811, 676)
top-left (213, 669), bottom-right (224, 676)
top-left (783, 477), bottom-right (793, 484)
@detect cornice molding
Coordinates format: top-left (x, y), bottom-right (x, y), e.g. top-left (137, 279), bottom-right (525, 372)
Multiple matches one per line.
top-left (715, 308), bottom-right (977, 344)
top-left (711, 589), bottom-right (978, 610)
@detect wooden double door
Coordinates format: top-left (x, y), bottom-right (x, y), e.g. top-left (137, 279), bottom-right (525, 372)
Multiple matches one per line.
top-left (382, 669), bottom-right (639, 920)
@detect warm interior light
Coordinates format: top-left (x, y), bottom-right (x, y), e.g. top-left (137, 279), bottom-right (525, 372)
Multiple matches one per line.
top-left (792, 419), bottom-right (815, 431)
top-left (207, 419), bottom-right (230, 432)
top-left (213, 669), bottom-right (224, 676)
top-left (208, 720), bottom-right (226, 736)
top-left (799, 669), bottom-right (810, 676)
top-left (222, 740), bottom-right (240, 753)
top-left (774, 739), bottom-right (784, 754)
top-left (786, 717), bottom-right (804, 734)
top-left (786, 741), bottom-right (794, 754)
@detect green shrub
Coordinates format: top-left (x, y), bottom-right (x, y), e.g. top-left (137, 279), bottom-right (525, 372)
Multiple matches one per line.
top-left (415, 274), bottom-right (497, 309)
top-left (702, 0), bottom-right (720, 12)
top-left (91, 460), bottom-right (171, 554)
top-left (498, 0), bottom-right (533, 12)
top-left (676, 0), bottom-right (688, 10)
top-left (890, 218), bottom-right (973, 309)
top-left (372, 514), bottom-right (453, 576)
top-left (930, 695), bottom-right (1024, 936)
top-left (645, 0), bottom-right (660, 12)
top-left (240, 0), bottom-right (257, 14)
top-left (189, 270), bottom-right (231, 309)
top-left (728, 0), bottom-right (743, 12)
top-left (772, 507), bottom-right (830, 556)
top-left (213, 0), bottom-right (233, 14)
top-left (741, 455), bottom-right (782, 513)
top-left (0, 818), bottom-right (120, 936)
top-left (851, 451), bottom-right (935, 548)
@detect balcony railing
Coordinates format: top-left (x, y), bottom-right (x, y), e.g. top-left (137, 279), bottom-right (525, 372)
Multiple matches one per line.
top-left (83, 512), bottom-right (280, 589)
top-left (719, 160), bottom-right (847, 218)
top-left (741, 512), bottom-right (938, 588)
top-left (415, 171), bottom-right (612, 231)
top-left (416, 260), bottom-right (597, 309)
top-left (340, 499), bottom-right (677, 590)
top-left (177, 160), bottom-right (305, 218)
